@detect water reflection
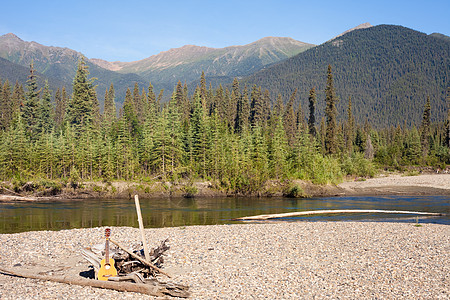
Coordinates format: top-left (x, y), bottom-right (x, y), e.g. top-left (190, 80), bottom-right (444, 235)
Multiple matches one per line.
top-left (0, 195), bottom-right (448, 233)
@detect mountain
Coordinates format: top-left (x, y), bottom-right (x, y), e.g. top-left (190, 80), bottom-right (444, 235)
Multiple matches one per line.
top-left (0, 33), bottom-right (148, 104)
top-left (329, 22), bottom-right (373, 40)
top-left (92, 37), bottom-right (314, 92)
top-left (429, 32), bottom-right (450, 42)
top-left (0, 56), bottom-right (66, 90)
top-left (0, 33), bottom-right (313, 104)
top-left (245, 25), bottom-right (450, 127)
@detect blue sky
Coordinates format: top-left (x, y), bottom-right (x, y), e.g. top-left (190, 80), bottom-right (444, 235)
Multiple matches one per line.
top-left (1, 0), bottom-right (448, 62)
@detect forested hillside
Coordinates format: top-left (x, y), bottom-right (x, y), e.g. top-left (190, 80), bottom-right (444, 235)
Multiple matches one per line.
top-left (245, 25), bottom-right (450, 127)
top-left (0, 59), bottom-right (449, 194)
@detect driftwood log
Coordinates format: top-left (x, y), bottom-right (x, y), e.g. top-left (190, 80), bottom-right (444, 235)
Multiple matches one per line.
top-left (0, 266), bottom-right (189, 297)
top-left (233, 209), bottom-right (444, 221)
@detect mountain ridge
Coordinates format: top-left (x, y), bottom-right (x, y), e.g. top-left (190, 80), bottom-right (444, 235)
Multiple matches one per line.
top-left (0, 32), bottom-right (314, 103)
top-left (244, 24), bottom-right (450, 127)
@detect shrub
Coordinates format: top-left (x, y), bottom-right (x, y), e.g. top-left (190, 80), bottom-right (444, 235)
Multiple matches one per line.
top-left (183, 185), bottom-right (198, 198)
top-left (341, 152), bottom-right (376, 178)
top-left (284, 183), bottom-right (305, 198)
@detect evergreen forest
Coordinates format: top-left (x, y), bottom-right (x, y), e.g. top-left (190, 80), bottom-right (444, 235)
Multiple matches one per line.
top-left (0, 57), bottom-right (449, 195)
top-left (246, 25), bottom-right (450, 127)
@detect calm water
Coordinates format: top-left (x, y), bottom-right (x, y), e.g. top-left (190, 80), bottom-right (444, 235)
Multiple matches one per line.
top-left (0, 195), bottom-right (448, 233)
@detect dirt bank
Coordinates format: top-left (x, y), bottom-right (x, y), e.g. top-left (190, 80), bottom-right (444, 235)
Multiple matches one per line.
top-left (0, 173), bottom-right (448, 202)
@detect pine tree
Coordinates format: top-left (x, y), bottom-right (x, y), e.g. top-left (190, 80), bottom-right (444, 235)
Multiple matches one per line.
top-left (284, 89), bottom-right (297, 146)
top-left (37, 81), bottom-right (54, 134)
top-left (151, 108), bottom-right (169, 177)
top-left (250, 124), bottom-right (269, 190)
top-left (141, 87), bottom-right (148, 120)
top-left (133, 82), bottom-right (144, 123)
top-left (190, 91), bottom-right (209, 177)
top-left (404, 126), bottom-right (421, 165)
top-left (420, 96), bottom-right (431, 157)
top-left (345, 96), bottom-right (355, 153)
top-left (0, 80), bottom-right (11, 130)
top-left (65, 56), bottom-right (96, 136)
top-left (235, 86), bottom-right (250, 134)
top-left (270, 116), bottom-right (288, 179)
top-left (262, 89), bottom-right (271, 126)
top-left (5, 114), bottom-right (29, 176)
top-left (445, 87), bottom-right (450, 148)
top-left (296, 99), bottom-right (306, 132)
top-left (122, 87), bottom-right (140, 138)
top-left (22, 61), bottom-right (40, 140)
top-left (166, 97), bottom-right (183, 177)
top-left (250, 84), bottom-right (264, 127)
top-left (90, 87), bottom-right (101, 128)
top-left (200, 71), bottom-right (208, 110)
top-left (319, 117), bottom-right (326, 154)
top-left (273, 94), bottom-right (284, 120)
top-left (11, 81), bottom-right (24, 120)
top-left (156, 89), bottom-right (164, 112)
top-left (229, 78), bottom-right (240, 128)
top-left (147, 82), bottom-right (156, 116)
top-left (308, 87), bottom-right (317, 137)
top-left (54, 88), bottom-right (64, 128)
top-left (324, 65), bottom-right (338, 154)
top-left (103, 83), bottom-right (116, 124)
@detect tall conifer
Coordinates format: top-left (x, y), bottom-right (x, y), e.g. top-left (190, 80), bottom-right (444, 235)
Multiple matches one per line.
top-left (284, 89), bottom-right (297, 146)
top-left (345, 96), bottom-right (355, 153)
top-left (420, 96), bottom-right (431, 157)
top-left (324, 65), bottom-right (338, 154)
top-left (308, 87), bottom-right (317, 137)
top-left (22, 61), bottom-right (40, 140)
top-left (66, 57), bottom-right (96, 135)
top-left (37, 81), bottom-right (54, 134)
top-left (0, 80), bottom-right (11, 130)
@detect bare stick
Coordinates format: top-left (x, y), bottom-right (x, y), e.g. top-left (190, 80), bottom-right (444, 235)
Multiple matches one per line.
top-left (0, 266), bottom-right (168, 297)
top-left (134, 194), bottom-right (150, 262)
top-left (109, 238), bottom-right (171, 278)
top-left (233, 209), bottom-right (443, 221)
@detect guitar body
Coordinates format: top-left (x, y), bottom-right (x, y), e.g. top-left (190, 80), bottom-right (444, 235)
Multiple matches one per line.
top-left (98, 257), bottom-right (118, 281)
top-left (97, 228), bottom-right (118, 281)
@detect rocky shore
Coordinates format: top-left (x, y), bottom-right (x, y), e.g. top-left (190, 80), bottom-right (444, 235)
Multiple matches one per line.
top-left (0, 222), bottom-right (448, 299)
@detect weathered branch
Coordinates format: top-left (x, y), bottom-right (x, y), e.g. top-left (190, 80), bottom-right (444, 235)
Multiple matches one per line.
top-left (0, 266), bottom-right (183, 297)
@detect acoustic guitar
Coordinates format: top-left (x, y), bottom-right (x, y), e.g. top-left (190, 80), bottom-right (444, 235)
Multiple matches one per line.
top-left (97, 228), bottom-right (118, 280)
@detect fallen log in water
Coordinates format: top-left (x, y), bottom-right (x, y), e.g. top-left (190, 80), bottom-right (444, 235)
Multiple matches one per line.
top-left (0, 194), bottom-right (39, 202)
top-left (0, 266), bottom-right (188, 297)
top-left (233, 209), bottom-right (444, 221)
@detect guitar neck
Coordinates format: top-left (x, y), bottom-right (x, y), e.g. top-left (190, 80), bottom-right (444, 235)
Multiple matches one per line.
top-left (105, 238), bottom-right (110, 262)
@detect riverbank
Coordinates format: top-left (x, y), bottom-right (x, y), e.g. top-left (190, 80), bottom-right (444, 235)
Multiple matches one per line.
top-left (0, 222), bottom-right (448, 299)
top-left (0, 173), bottom-right (449, 202)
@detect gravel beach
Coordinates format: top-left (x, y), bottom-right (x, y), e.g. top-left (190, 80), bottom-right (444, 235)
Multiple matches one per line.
top-left (0, 222), bottom-right (448, 299)
top-left (338, 174), bottom-right (450, 195)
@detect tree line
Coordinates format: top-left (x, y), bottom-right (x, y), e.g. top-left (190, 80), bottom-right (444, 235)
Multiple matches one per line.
top-left (0, 57), bottom-right (449, 193)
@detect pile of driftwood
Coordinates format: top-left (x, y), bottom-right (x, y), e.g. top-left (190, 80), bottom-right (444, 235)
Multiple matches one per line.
top-left (81, 238), bottom-right (189, 298)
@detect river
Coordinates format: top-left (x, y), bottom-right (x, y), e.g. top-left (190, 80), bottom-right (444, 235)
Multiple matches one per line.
top-left (0, 195), bottom-right (448, 233)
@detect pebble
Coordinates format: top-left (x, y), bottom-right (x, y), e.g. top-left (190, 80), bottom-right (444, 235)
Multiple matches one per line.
top-left (0, 222), bottom-right (449, 299)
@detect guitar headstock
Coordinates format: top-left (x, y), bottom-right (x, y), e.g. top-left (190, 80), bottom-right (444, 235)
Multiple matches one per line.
top-left (105, 228), bottom-right (111, 239)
